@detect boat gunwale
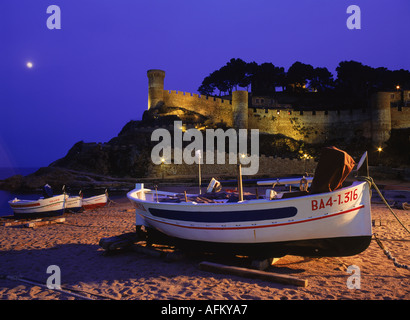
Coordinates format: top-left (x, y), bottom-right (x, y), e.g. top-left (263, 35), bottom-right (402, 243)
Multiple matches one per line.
top-left (127, 180), bottom-right (366, 208)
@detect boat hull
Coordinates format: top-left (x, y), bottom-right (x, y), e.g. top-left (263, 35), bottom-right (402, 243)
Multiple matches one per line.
top-left (127, 181), bottom-right (373, 257)
top-left (82, 194), bottom-right (108, 210)
top-left (65, 196), bottom-right (83, 213)
top-left (145, 228), bottom-right (371, 258)
top-left (9, 195), bottom-right (66, 219)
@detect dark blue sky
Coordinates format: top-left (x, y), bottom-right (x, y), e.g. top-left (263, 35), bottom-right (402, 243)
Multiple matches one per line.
top-left (1, 0), bottom-right (409, 168)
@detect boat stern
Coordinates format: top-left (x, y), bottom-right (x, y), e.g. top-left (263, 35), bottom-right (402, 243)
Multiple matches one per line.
top-left (127, 183), bottom-right (151, 227)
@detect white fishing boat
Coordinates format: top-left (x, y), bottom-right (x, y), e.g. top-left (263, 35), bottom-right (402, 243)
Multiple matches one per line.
top-left (9, 194), bottom-right (66, 219)
top-left (82, 191), bottom-right (108, 210)
top-left (127, 147), bottom-right (373, 258)
top-left (64, 195), bottom-right (83, 213)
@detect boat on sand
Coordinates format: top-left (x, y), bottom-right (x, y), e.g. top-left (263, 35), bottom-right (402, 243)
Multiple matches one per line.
top-left (9, 194), bottom-right (66, 219)
top-left (127, 147), bottom-right (373, 258)
top-left (82, 191), bottom-right (108, 210)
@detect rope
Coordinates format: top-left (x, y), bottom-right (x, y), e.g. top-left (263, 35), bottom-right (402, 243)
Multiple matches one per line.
top-left (358, 176), bottom-right (410, 235)
top-left (356, 176), bottom-right (409, 270)
top-left (373, 233), bottom-right (410, 270)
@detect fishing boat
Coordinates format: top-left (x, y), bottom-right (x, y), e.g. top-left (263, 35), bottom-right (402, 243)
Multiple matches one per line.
top-left (64, 195), bottom-right (83, 213)
top-left (9, 194), bottom-right (66, 219)
top-left (82, 191), bottom-right (108, 210)
top-left (127, 147), bottom-right (373, 258)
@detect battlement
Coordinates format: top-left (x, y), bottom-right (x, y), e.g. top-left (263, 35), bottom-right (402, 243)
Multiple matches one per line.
top-left (250, 106), bottom-right (369, 118)
top-left (146, 69), bottom-right (410, 147)
top-left (165, 90), bottom-right (232, 105)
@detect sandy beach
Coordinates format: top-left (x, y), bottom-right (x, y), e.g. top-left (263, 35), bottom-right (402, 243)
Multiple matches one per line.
top-left (0, 185), bottom-right (409, 301)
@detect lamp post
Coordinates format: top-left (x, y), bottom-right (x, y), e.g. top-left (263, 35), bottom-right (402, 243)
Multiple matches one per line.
top-left (377, 147), bottom-right (382, 164)
top-left (161, 157), bottom-right (165, 180)
top-left (303, 153), bottom-right (310, 173)
top-left (196, 150), bottom-right (202, 195)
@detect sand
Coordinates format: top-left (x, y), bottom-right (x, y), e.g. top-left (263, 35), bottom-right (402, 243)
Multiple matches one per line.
top-left (0, 188), bottom-right (409, 301)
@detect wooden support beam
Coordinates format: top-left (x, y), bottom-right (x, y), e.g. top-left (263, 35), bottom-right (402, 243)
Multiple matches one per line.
top-left (198, 261), bottom-right (308, 287)
top-left (2, 219), bottom-right (42, 227)
top-left (24, 218), bottom-right (65, 228)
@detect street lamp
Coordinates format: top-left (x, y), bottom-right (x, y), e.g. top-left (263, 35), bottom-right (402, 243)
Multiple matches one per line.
top-left (161, 157), bottom-right (165, 179)
top-left (377, 147), bottom-right (382, 164)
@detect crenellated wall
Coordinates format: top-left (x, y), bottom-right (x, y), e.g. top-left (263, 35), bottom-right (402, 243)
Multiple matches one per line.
top-left (162, 90), bottom-right (234, 127)
top-left (248, 107), bottom-right (373, 143)
top-left (146, 69), bottom-right (410, 147)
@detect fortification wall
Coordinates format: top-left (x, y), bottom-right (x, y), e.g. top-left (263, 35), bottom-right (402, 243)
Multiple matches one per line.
top-left (149, 151), bottom-right (317, 178)
top-left (147, 70), bottom-right (410, 146)
top-left (162, 90), bottom-right (234, 127)
top-left (391, 107), bottom-right (410, 129)
top-left (248, 107), bottom-right (372, 143)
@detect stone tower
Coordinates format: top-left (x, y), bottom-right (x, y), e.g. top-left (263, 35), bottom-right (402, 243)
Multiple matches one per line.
top-left (232, 90), bottom-right (248, 129)
top-left (147, 69), bottom-right (166, 109)
top-left (371, 92), bottom-right (392, 147)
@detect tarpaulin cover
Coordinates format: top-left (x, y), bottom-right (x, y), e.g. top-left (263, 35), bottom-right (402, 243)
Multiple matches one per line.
top-left (310, 146), bottom-right (356, 194)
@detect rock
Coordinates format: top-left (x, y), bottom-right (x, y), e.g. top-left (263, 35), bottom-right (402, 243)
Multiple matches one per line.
top-left (0, 167), bottom-right (136, 193)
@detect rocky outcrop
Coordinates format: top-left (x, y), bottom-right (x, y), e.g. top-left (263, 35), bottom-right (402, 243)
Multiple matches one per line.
top-left (0, 167), bottom-right (137, 193)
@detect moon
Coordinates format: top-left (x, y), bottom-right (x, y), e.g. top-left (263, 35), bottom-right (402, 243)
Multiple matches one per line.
top-left (26, 62), bottom-right (33, 68)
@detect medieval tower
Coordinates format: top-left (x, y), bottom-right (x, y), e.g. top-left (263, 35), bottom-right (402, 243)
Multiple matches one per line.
top-left (147, 69), bottom-right (166, 109)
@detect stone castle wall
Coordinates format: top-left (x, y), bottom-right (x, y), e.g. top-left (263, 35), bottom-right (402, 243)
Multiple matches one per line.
top-left (149, 151), bottom-right (317, 179)
top-left (162, 90), bottom-right (234, 127)
top-left (248, 107), bottom-right (373, 143)
top-left (147, 69), bottom-right (410, 147)
top-left (391, 106), bottom-right (410, 129)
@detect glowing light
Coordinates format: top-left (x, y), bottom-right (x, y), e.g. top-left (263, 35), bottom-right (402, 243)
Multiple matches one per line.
top-left (161, 157), bottom-right (165, 163)
top-left (26, 62), bottom-right (33, 68)
top-left (396, 85), bottom-right (400, 90)
top-left (377, 147), bottom-right (382, 152)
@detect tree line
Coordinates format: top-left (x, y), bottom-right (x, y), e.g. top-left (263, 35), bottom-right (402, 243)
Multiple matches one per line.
top-left (198, 58), bottom-right (410, 100)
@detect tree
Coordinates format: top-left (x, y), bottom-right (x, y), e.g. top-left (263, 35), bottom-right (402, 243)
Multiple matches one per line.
top-left (198, 75), bottom-right (216, 96)
top-left (251, 63), bottom-right (286, 95)
top-left (225, 58), bottom-right (248, 91)
top-left (309, 67), bottom-right (334, 92)
top-left (286, 62), bottom-right (314, 92)
top-left (197, 58), bottom-right (254, 96)
top-left (335, 60), bottom-right (373, 95)
top-left (239, 61), bottom-right (258, 90)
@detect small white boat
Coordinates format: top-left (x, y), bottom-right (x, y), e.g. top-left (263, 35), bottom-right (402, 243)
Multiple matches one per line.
top-left (127, 147), bottom-right (373, 258)
top-left (9, 194), bottom-right (66, 219)
top-left (64, 195), bottom-right (83, 213)
top-left (82, 191), bottom-right (108, 210)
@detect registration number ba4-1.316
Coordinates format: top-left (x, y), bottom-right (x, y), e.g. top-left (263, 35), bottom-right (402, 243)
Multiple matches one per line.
top-left (311, 188), bottom-right (358, 211)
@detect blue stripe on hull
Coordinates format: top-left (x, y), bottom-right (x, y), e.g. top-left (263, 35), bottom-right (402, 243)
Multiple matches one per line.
top-left (148, 206), bottom-right (297, 223)
top-left (66, 206), bottom-right (82, 213)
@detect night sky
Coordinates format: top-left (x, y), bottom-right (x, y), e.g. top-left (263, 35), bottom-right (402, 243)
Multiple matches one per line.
top-left (1, 0), bottom-right (409, 169)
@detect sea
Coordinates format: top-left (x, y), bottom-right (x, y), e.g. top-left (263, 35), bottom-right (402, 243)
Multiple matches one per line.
top-left (0, 167), bottom-right (39, 217)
